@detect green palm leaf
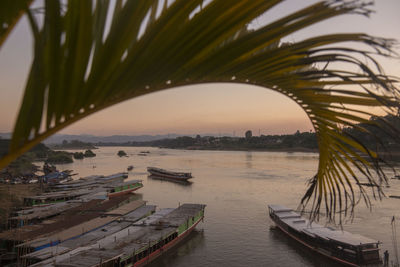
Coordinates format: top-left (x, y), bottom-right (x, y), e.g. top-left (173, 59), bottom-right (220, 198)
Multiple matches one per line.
top-left (0, 0), bottom-right (32, 47)
top-left (0, 0), bottom-right (399, 222)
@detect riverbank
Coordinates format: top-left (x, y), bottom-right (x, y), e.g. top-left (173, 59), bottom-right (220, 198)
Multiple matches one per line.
top-left (182, 146), bottom-right (318, 153)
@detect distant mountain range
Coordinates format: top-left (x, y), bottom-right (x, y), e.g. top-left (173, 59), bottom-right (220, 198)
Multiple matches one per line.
top-left (0, 132), bottom-right (232, 144)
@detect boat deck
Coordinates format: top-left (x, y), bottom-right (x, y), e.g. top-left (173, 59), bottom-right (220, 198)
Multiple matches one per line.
top-left (154, 203), bottom-right (206, 227)
top-left (269, 205), bottom-right (379, 247)
top-left (48, 226), bottom-right (177, 267)
top-left (23, 173), bottom-right (142, 209)
top-left (9, 202), bottom-right (81, 223)
top-left (23, 205), bottom-right (156, 262)
top-left (30, 204), bottom-right (205, 267)
top-left (19, 200), bottom-right (146, 250)
top-left (0, 195), bottom-right (138, 243)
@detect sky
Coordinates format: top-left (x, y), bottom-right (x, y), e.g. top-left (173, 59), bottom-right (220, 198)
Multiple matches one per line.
top-left (0, 0), bottom-right (399, 137)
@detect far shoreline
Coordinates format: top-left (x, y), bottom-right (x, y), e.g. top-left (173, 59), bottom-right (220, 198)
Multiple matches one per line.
top-left (95, 145), bottom-right (319, 154)
top-left (95, 145), bottom-right (400, 159)
top-left (182, 146), bottom-right (318, 153)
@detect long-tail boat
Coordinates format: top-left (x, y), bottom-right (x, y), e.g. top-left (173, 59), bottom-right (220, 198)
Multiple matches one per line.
top-left (268, 204), bottom-right (381, 266)
top-left (29, 203), bottom-right (206, 267)
top-left (147, 167), bottom-right (192, 182)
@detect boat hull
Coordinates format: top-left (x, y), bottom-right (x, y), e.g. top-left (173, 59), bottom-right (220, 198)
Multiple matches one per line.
top-left (132, 217), bottom-right (203, 267)
top-left (148, 173), bottom-right (190, 181)
top-left (107, 185), bottom-right (143, 198)
top-left (147, 167), bottom-right (192, 182)
top-left (268, 205), bottom-right (381, 267)
top-left (148, 175), bottom-right (192, 184)
top-left (273, 221), bottom-right (360, 267)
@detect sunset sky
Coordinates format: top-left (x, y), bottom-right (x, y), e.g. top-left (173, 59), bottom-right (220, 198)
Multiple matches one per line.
top-left (0, 0), bottom-right (399, 137)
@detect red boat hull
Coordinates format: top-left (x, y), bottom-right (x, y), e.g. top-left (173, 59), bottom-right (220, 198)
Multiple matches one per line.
top-left (273, 222), bottom-right (360, 267)
top-left (133, 217), bottom-right (203, 267)
top-left (107, 185), bottom-right (143, 198)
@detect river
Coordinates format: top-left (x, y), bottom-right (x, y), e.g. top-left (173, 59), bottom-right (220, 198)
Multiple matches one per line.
top-left (54, 147), bottom-right (400, 267)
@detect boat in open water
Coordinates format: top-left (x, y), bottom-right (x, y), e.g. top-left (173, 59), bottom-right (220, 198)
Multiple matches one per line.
top-left (268, 205), bottom-right (381, 266)
top-left (147, 167), bottom-right (192, 182)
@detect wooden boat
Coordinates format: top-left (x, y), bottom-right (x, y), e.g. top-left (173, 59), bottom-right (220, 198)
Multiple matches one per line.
top-left (106, 180), bottom-right (143, 198)
top-left (268, 205), bottom-right (381, 266)
top-left (148, 175), bottom-right (192, 186)
top-left (28, 204), bottom-right (206, 267)
top-left (23, 173), bottom-right (141, 207)
top-left (0, 196), bottom-right (142, 257)
top-left (22, 204), bottom-right (156, 266)
top-left (147, 167), bottom-right (192, 181)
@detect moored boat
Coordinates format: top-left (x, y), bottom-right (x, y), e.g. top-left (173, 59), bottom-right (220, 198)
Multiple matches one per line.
top-left (0, 196), bottom-right (143, 259)
top-left (28, 203), bottom-right (206, 267)
top-left (147, 167), bottom-right (192, 181)
top-left (23, 173), bottom-right (138, 206)
top-left (268, 204), bottom-right (381, 266)
top-left (106, 180), bottom-right (143, 198)
top-left (21, 204), bottom-right (156, 266)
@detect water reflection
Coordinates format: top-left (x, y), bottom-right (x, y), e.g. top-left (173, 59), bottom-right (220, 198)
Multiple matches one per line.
top-left (148, 230), bottom-right (205, 267)
top-left (148, 175), bottom-right (193, 187)
top-left (269, 227), bottom-right (342, 267)
top-left (245, 152), bottom-right (252, 169)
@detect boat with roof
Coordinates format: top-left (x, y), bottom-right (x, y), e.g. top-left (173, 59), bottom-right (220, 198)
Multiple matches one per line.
top-left (268, 204), bottom-right (381, 266)
top-left (25, 203), bottom-right (206, 267)
top-left (147, 167), bottom-right (192, 182)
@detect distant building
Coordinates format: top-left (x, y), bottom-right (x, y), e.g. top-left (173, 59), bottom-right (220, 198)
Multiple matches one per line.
top-left (245, 130), bottom-right (252, 139)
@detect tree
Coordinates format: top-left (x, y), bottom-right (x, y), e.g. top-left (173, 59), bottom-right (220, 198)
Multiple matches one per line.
top-left (245, 130), bottom-right (253, 139)
top-left (84, 149), bottom-right (96, 157)
top-left (0, 0), bottom-right (399, 222)
top-left (73, 152), bottom-right (84, 160)
top-left (117, 150), bottom-right (127, 157)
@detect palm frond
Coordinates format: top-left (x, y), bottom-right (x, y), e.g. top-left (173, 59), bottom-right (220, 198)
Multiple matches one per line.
top-left (0, 0), bottom-right (32, 48)
top-left (0, 0), bottom-right (399, 222)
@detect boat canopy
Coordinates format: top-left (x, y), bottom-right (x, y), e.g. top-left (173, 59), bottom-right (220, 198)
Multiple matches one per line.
top-left (268, 204), bottom-right (379, 247)
top-left (303, 227), bottom-right (378, 247)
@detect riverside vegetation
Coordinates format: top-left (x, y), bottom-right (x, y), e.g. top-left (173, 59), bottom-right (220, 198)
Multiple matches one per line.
top-left (90, 114), bottom-right (400, 154)
top-left (0, 139), bottom-right (72, 179)
top-left (51, 140), bottom-right (98, 150)
top-left (73, 149), bottom-right (96, 159)
top-left (99, 131), bottom-right (318, 152)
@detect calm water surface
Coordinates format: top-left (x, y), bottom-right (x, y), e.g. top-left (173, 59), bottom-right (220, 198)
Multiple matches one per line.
top-left (55, 147), bottom-right (400, 267)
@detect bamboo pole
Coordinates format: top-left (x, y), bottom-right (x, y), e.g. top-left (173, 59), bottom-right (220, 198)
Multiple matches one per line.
top-left (392, 216), bottom-right (399, 266)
